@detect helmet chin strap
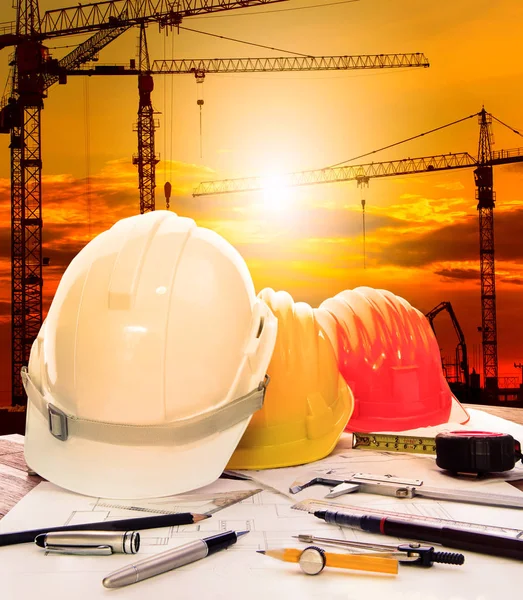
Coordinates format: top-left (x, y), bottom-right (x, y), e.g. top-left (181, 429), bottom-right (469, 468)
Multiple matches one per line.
top-left (22, 367), bottom-right (269, 447)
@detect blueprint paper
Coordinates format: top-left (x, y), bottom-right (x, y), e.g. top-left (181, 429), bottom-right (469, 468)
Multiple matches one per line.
top-left (1, 409), bottom-right (523, 599)
top-left (1, 478), bottom-right (522, 600)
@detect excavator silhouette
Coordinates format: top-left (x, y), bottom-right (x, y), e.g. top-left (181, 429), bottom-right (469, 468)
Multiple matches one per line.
top-left (426, 302), bottom-right (472, 402)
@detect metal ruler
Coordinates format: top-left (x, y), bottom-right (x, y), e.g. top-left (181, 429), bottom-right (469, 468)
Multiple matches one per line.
top-left (289, 471), bottom-right (523, 509)
top-left (292, 498), bottom-right (523, 539)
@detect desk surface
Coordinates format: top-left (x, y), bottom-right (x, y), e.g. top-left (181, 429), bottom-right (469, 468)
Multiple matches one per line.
top-left (1, 404), bottom-right (523, 520)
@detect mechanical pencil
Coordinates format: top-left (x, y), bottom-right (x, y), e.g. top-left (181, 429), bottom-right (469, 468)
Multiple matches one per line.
top-left (314, 510), bottom-right (523, 561)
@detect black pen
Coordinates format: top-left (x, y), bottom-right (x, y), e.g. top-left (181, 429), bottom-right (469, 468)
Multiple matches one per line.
top-left (314, 510), bottom-right (523, 561)
top-left (0, 512), bottom-right (210, 547)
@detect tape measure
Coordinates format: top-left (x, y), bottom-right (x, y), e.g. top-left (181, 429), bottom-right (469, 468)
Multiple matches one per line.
top-left (352, 431), bottom-right (523, 474)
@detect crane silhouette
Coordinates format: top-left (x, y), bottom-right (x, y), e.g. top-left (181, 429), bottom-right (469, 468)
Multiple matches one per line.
top-left (0, 0), bottom-right (290, 405)
top-left (0, 1), bottom-right (431, 405)
top-left (64, 49), bottom-right (429, 213)
top-left (193, 109), bottom-right (523, 390)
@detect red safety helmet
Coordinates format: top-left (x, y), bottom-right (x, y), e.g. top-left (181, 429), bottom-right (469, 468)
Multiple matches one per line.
top-left (316, 287), bottom-right (469, 432)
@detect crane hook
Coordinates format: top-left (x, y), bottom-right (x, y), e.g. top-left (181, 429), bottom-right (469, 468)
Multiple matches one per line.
top-left (164, 181), bottom-right (172, 210)
top-left (195, 71), bottom-right (205, 158)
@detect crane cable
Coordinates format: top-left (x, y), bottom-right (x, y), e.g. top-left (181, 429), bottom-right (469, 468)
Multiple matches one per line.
top-left (325, 111), bottom-right (522, 172)
top-left (163, 32), bottom-right (167, 208)
top-left (83, 78), bottom-right (92, 237)
top-left (196, 74), bottom-right (205, 159)
top-left (177, 23), bottom-right (315, 159)
top-left (190, 0), bottom-right (361, 20)
top-left (357, 176), bottom-right (369, 269)
top-left (362, 193), bottom-right (366, 270)
top-left (179, 26), bottom-right (313, 57)
top-left (490, 114), bottom-right (523, 138)
top-left (162, 29), bottom-right (176, 210)
top-left (326, 112), bottom-right (479, 169)
top-left (170, 31), bottom-right (175, 188)
top-left (177, 24), bottom-right (313, 158)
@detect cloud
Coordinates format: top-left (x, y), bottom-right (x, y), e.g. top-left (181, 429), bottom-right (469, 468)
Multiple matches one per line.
top-left (0, 161), bottom-right (521, 307)
top-left (0, 158), bottom-right (226, 259)
top-left (434, 267), bottom-right (479, 281)
top-left (0, 227), bottom-right (8, 259)
top-left (435, 181), bottom-right (465, 191)
top-left (0, 300), bottom-right (9, 318)
top-left (500, 277), bottom-right (523, 285)
top-left (379, 207), bottom-right (523, 267)
top-left (373, 195), bottom-right (470, 226)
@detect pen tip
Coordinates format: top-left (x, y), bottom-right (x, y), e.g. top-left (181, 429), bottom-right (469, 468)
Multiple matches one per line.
top-left (236, 530), bottom-right (249, 537)
top-left (256, 550), bottom-right (266, 554)
top-left (34, 534), bottom-right (45, 548)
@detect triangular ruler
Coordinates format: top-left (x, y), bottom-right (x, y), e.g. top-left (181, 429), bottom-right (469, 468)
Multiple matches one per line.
top-left (97, 488), bottom-right (262, 516)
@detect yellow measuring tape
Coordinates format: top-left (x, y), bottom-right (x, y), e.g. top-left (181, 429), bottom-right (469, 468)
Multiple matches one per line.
top-left (352, 432), bottom-right (437, 454)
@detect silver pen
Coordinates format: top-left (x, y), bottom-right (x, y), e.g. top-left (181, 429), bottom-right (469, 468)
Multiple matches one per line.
top-left (35, 530), bottom-right (140, 555)
top-left (103, 530), bottom-right (248, 588)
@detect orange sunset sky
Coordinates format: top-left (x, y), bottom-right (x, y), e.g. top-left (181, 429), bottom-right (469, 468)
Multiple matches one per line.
top-left (0, 0), bottom-right (522, 405)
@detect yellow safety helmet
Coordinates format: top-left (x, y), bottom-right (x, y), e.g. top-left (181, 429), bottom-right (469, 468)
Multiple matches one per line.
top-left (227, 288), bottom-right (354, 469)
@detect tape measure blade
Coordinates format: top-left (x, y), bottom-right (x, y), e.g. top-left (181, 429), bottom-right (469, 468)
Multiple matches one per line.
top-left (352, 432), bottom-right (437, 454)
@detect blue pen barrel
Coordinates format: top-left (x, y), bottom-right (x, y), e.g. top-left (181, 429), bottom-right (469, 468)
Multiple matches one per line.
top-left (315, 510), bottom-right (523, 561)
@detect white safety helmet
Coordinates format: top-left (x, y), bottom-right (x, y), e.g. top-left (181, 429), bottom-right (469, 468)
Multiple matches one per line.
top-left (23, 211), bottom-right (277, 499)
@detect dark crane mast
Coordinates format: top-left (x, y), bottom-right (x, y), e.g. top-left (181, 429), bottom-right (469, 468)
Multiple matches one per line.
top-left (475, 109), bottom-right (497, 389)
top-left (132, 23), bottom-right (158, 214)
top-left (193, 117), bottom-right (523, 389)
top-left (0, 0), bottom-right (289, 405)
top-left (8, 1), bottom-right (44, 407)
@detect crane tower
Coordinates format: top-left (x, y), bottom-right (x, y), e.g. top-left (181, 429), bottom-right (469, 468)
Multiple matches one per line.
top-left (474, 109), bottom-right (497, 389)
top-left (132, 23), bottom-right (158, 214)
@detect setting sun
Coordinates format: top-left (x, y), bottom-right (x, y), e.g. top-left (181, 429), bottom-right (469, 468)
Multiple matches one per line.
top-left (260, 174), bottom-right (295, 211)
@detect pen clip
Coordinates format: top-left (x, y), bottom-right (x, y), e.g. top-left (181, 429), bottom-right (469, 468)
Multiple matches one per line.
top-left (44, 544), bottom-right (114, 556)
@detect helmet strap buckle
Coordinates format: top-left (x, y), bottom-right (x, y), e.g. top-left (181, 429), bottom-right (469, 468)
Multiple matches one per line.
top-left (48, 404), bottom-right (69, 441)
top-left (258, 374), bottom-right (270, 392)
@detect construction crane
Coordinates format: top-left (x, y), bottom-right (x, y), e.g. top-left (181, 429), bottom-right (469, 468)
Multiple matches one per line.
top-left (426, 301), bottom-right (469, 395)
top-left (0, 1), bottom-right (431, 406)
top-left (132, 23), bottom-right (158, 214)
top-left (0, 0), bottom-right (288, 406)
top-left (193, 110), bottom-right (523, 390)
top-left (61, 52), bottom-right (430, 214)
